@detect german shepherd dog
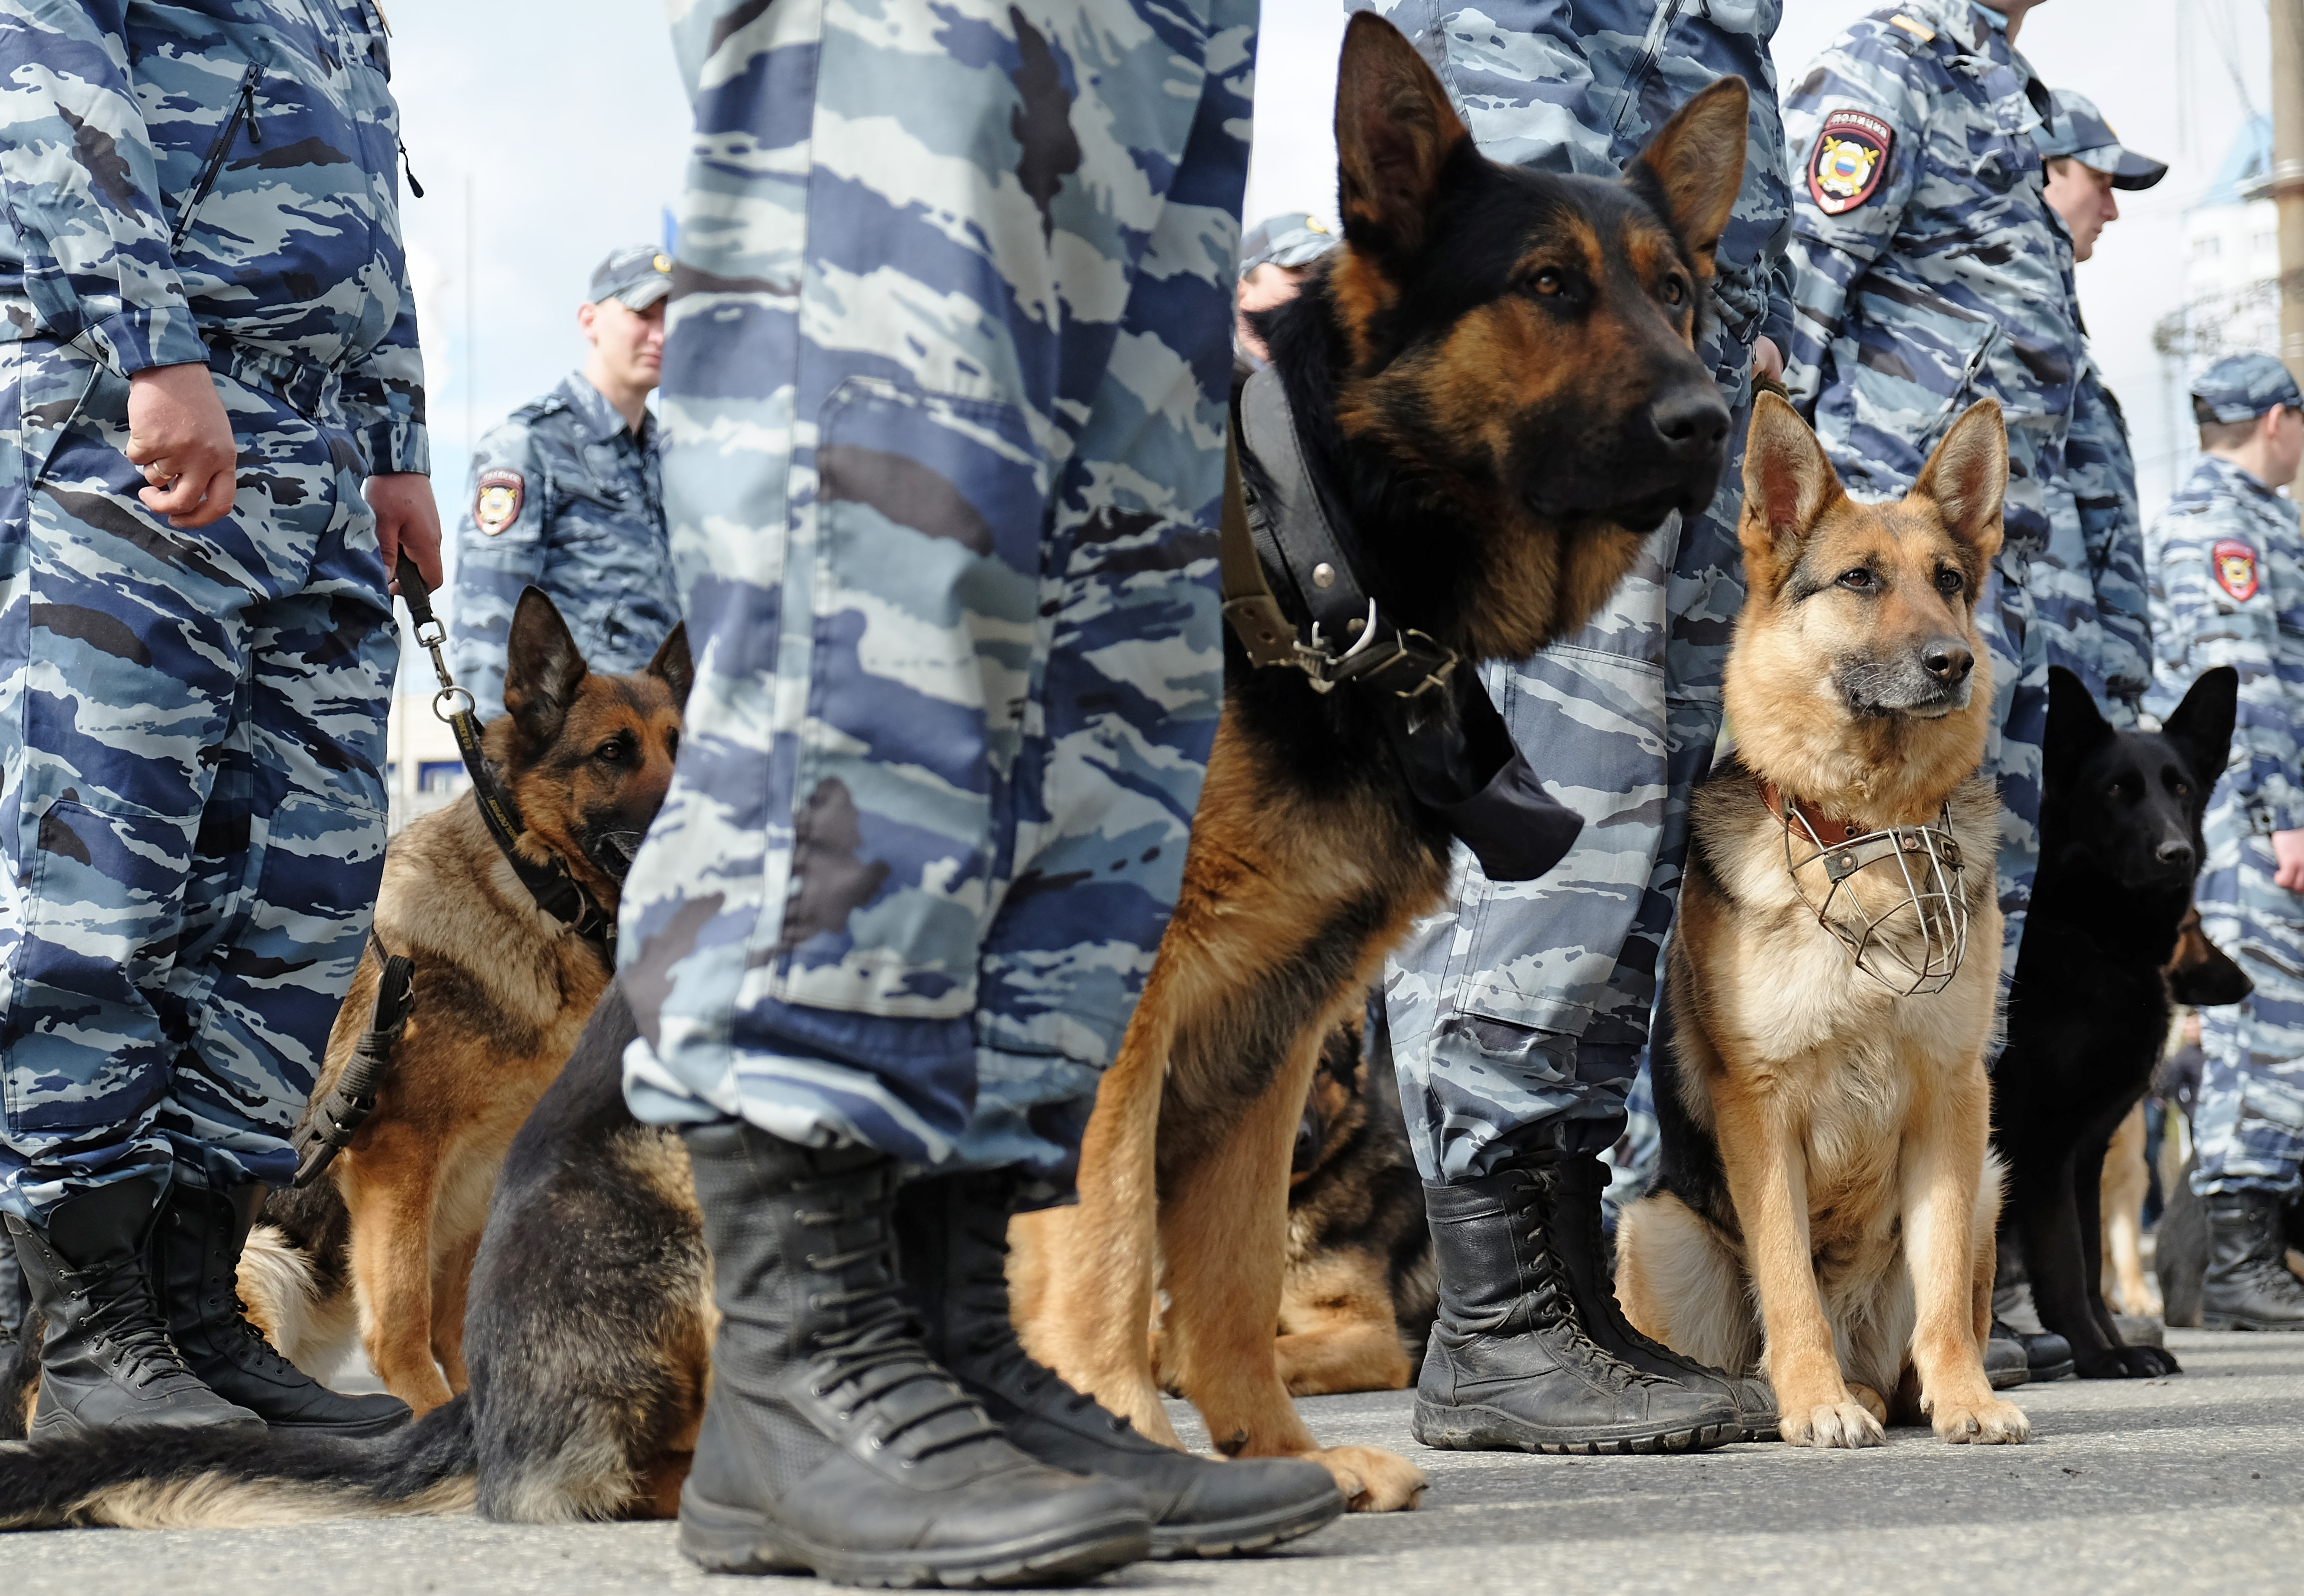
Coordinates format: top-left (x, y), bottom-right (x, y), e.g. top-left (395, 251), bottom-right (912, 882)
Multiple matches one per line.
top-left (240, 589), bottom-right (688, 1414)
top-left (1010, 13), bottom-right (1750, 1508)
top-left (1992, 665), bottom-right (2237, 1379)
top-left (1615, 394), bottom-right (2029, 1449)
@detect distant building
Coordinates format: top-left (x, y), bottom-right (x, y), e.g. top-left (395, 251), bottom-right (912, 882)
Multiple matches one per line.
top-left (2157, 117), bottom-right (2280, 500)
top-left (385, 692), bottom-right (470, 835)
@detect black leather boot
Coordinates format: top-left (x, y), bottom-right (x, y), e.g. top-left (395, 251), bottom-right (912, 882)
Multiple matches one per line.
top-left (895, 1169), bottom-right (1347, 1556)
top-left (1415, 1164), bottom-right (1739, 1454)
top-left (151, 1179), bottom-right (410, 1436)
top-left (2201, 1189), bottom-right (2304, 1331)
top-left (677, 1121), bottom-right (1153, 1586)
top-left (1551, 1150), bottom-right (1777, 1438)
top-left (3, 1178), bottom-right (262, 1438)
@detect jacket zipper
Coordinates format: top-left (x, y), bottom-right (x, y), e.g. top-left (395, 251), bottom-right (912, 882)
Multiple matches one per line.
top-left (172, 63), bottom-right (262, 246)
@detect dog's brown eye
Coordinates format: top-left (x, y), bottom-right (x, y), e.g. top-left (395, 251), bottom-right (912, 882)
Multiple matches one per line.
top-left (2172, 780), bottom-right (2189, 797)
top-left (1530, 269), bottom-right (1563, 296)
top-left (1661, 276), bottom-right (1685, 306)
top-left (1838, 568), bottom-right (1874, 591)
top-left (1935, 568), bottom-right (1962, 594)
top-left (596, 741), bottom-right (626, 763)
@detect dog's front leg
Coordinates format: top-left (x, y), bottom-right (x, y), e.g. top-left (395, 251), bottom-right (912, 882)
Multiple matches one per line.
top-left (1713, 1090), bottom-right (1878, 1447)
top-left (1903, 1064), bottom-right (2029, 1443)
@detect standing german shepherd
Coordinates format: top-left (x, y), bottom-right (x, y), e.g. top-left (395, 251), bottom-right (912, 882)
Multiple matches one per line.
top-left (243, 588), bottom-right (688, 1414)
top-left (1012, 13), bottom-right (1750, 1508)
top-left (1616, 394), bottom-right (2028, 1449)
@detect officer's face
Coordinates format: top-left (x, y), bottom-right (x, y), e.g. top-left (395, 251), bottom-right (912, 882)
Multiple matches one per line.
top-left (2268, 405), bottom-right (2304, 490)
top-left (581, 296), bottom-right (666, 395)
top-left (2043, 160), bottom-right (2119, 262)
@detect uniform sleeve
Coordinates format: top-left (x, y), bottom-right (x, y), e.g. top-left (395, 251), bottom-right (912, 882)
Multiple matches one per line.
top-left (340, 290), bottom-right (428, 477)
top-left (0, 0), bottom-right (208, 374)
top-left (1778, 26), bottom-right (1926, 415)
top-left (2070, 374), bottom-right (2150, 707)
top-left (447, 421), bottom-right (547, 726)
top-left (2149, 503), bottom-right (2301, 834)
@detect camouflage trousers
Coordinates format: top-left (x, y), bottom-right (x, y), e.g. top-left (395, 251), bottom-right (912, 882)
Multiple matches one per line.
top-left (1384, 397), bottom-right (1750, 1182)
top-left (0, 338), bottom-right (395, 1224)
top-left (1976, 547), bottom-right (2051, 1010)
top-left (2194, 835), bottom-right (2304, 1198)
top-left (617, 0), bottom-right (1251, 1184)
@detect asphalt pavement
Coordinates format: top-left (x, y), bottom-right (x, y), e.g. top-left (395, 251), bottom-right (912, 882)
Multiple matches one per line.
top-left (13, 1329), bottom-right (2302, 1596)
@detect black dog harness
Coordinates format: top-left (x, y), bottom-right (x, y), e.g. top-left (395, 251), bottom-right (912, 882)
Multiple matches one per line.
top-left (1220, 367), bottom-right (1582, 884)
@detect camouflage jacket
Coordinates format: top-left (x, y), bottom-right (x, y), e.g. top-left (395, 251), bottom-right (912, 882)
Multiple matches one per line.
top-left (1780, 0), bottom-right (2077, 548)
top-left (0, 0), bottom-right (426, 475)
top-left (447, 372), bottom-right (675, 724)
top-left (2038, 360), bottom-right (2151, 708)
top-left (1374, 0), bottom-right (1791, 397)
top-left (2146, 454), bottom-right (2304, 838)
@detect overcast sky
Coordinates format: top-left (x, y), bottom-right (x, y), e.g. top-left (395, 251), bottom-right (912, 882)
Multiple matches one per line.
top-left (384, 0), bottom-right (2262, 666)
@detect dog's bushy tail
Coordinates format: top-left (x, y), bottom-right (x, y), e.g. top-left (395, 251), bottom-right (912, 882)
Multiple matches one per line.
top-left (0, 1394), bottom-right (477, 1530)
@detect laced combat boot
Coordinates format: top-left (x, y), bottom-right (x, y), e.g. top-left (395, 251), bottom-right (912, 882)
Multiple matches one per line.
top-left (4, 1177), bottom-right (263, 1437)
top-left (2200, 1189), bottom-right (2304, 1331)
top-left (895, 1169), bottom-right (1346, 1558)
top-left (151, 1180), bottom-right (411, 1435)
top-left (1549, 1149), bottom-right (1778, 1439)
top-left (1415, 1163), bottom-right (1739, 1454)
top-left (677, 1120), bottom-right (1153, 1586)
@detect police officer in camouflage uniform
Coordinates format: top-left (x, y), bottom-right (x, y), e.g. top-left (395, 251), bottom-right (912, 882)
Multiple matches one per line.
top-left (1782, 0), bottom-right (2076, 1006)
top-left (449, 244), bottom-right (678, 724)
top-left (0, 0), bottom-right (428, 1439)
top-left (2033, 89), bottom-right (2161, 728)
top-left (612, 0), bottom-right (1343, 1580)
top-left (1232, 212), bottom-right (1335, 377)
top-left (1368, 0), bottom-right (1789, 1453)
top-left (2148, 354), bottom-right (2304, 1331)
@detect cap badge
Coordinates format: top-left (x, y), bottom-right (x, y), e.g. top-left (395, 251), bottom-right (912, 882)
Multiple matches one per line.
top-left (1306, 216), bottom-right (1329, 233)
top-left (653, 253), bottom-right (671, 274)
top-left (475, 469), bottom-right (525, 536)
top-left (2212, 538), bottom-right (2260, 603)
top-left (1810, 111), bottom-right (1893, 215)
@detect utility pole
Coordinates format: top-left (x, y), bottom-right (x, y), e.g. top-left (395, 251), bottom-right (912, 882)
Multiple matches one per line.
top-left (2276, 0), bottom-right (2304, 383)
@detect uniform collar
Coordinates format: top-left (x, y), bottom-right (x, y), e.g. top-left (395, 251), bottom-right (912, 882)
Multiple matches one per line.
top-left (2197, 451), bottom-right (2290, 506)
top-left (1968, 1), bottom-right (2008, 32)
top-left (559, 371), bottom-right (649, 447)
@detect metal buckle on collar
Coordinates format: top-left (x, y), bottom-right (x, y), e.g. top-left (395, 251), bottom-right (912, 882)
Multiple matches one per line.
top-left (1300, 601), bottom-right (1460, 700)
top-left (1780, 799), bottom-right (1970, 996)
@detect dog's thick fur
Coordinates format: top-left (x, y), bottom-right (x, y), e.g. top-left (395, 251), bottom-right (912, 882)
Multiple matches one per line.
top-left (0, 988), bottom-right (711, 1529)
top-left (1992, 668), bottom-right (2237, 1377)
top-left (1616, 394), bottom-right (2029, 1449)
top-left (245, 591), bottom-right (689, 1414)
top-left (1010, 14), bottom-right (1750, 1509)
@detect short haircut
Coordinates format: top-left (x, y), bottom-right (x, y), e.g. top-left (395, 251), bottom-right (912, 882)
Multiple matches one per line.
top-left (2045, 155), bottom-right (2077, 181)
top-left (2195, 397), bottom-right (2264, 452)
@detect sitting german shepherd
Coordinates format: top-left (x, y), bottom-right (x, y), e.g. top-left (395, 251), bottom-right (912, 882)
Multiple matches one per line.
top-left (1616, 394), bottom-right (2028, 1449)
top-left (1012, 13), bottom-right (1751, 1507)
top-left (243, 589), bottom-right (688, 1414)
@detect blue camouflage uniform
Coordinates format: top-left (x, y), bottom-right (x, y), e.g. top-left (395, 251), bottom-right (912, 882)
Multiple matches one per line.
top-left (1781, 0), bottom-right (2081, 1001)
top-left (0, 0), bottom-right (419, 1222)
top-left (1369, 0), bottom-right (1792, 1179)
top-left (449, 374), bottom-right (674, 724)
top-left (616, 0), bottom-right (1251, 1182)
top-left (2148, 355), bottom-right (2304, 1202)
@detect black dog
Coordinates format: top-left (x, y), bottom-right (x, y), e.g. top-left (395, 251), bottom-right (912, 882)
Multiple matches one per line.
top-left (1993, 665), bottom-right (2237, 1378)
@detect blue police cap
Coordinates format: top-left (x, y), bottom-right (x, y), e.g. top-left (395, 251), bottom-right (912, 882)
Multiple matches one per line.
top-left (2192, 355), bottom-right (2304, 424)
top-left (2035, 90), bottom-right (2167, 192)
top-left (590, 243), bottom-right (673, 311)
top-left (1238, 213), bottom-right (1336, 278)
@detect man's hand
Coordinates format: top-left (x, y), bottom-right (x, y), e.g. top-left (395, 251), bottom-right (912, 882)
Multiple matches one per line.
top-left (126, 363), bottom-right (237, 529)
top-left (1752, 335), bottom-right (1785, 385)
top-left (2273, 828), bottom-right (2304, 893)
top-left (366, 474), bottom-right (443, 592)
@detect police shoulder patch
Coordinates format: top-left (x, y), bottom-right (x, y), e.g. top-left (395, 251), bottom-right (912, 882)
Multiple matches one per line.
top-left (2212, 537), bottom-right (2261, 602)
top-left (1809, 109), bottom-right (1894, 216)
top-left (475, 469), bottom-right (525, 536)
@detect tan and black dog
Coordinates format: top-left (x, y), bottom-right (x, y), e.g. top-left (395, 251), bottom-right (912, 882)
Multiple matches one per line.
top-left (1615, 394), bottom-right (2027, 1449)
top-left (244, 588), bottom-right (688, 1415)
top-left (1011, 13), bottom-right (1750, 1509)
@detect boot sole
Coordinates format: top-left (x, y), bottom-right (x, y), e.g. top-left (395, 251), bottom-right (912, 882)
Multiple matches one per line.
top-left (2026, 1357), bottom-right (2076, 1382)
top-left (1149, 1489), bottom-right (1346, 1559)
top-left (263, 1411), bottom-right (413, 1440)
top-left (1412, 1400), bottom-right (1738, 1456)
top-left (2200, 1313), bottom-right (2304, 1332)
top-left (1986, 1365), bottom-right (2031, 1391)
top-left (680, 1495), bottom-right (1153, 1588)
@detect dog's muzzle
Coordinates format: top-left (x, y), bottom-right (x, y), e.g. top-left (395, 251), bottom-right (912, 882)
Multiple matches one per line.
top-left (592, 829), bottom-right (646, 880)
top-left (1778, 800), bottom-right (1970, 997)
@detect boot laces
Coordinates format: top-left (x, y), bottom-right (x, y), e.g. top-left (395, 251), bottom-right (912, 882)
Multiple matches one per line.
top-left (74, 1251), bottom-right (195, 1391)
top-left (207, 1268), bottom-right (304, 1379)
top-left (945, 1209), bottom-right (1124, 1432)
top-left (1506, 1172), bottom-right (1668, 1390)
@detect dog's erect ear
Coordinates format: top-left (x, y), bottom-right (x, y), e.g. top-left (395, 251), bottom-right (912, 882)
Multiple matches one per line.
top-left (1624, 76), bottom-right (1749, 273)
top-left (647, 622), bottom-right (695, 711)
top-left (2162, 664), bottom-right (2239, 797)
top-left (502, 586), bottom-right (588, 748)
top-left (2043, 665), bottom-right (2115, 793)
top-left (1909, 400), bottom-right (2008, 562)
top-left (1335, 12), bottom-right (1468, 260)
top-left (1737, 392), bottom-right (1842, 591)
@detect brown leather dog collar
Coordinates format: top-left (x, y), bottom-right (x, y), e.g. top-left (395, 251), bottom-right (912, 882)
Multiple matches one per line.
top-left (1758, 778), bottom-right (1862, 846)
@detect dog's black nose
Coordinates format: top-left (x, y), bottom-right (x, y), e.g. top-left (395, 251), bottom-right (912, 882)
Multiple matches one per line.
top-left (1920, 639), bottom-right (1974, 682)
top-left (2156, 839), bottom-right (2196, 870)
top-left (1647, 390), bottom-right (1731, 457)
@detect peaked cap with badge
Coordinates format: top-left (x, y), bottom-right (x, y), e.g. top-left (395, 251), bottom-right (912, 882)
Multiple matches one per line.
top-left (2035, 89), bottom-right (2168, 191)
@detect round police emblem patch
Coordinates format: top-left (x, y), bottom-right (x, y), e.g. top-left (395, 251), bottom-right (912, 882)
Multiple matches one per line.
top-left (2212, 537), bottom-right (2260, 602)
top-left (1809, 109), bottom-right (1894, 216)
top-left (474, 469), bottom-right (525, 536)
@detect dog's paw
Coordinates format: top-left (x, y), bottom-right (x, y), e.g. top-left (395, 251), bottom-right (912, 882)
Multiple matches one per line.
top-left (1304, 1445), bottom-right (1426, 1512)
top-left (2122, 1344), bottom-right (2180, 1378)
top-left (1930, 1395), bottom-right (2029, 1445)
top-left (1844, 1382), bottom-right (1890, 1424)
top-left (1779, 1399), bottom-right (1886, 1449)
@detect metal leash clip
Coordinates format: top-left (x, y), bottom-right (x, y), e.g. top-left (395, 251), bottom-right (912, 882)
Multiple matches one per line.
top-left (395, 556), bottom-right (474, 723)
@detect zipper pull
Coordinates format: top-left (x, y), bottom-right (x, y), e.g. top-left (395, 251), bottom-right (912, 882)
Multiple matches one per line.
top-left (398, 137), bottom-right (424, 199)
top-left (242, 79), bottom-right (262, 143)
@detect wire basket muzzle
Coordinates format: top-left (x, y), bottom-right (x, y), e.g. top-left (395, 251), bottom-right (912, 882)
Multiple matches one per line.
top-left (1785, 810), bottom-right (1970, 997)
